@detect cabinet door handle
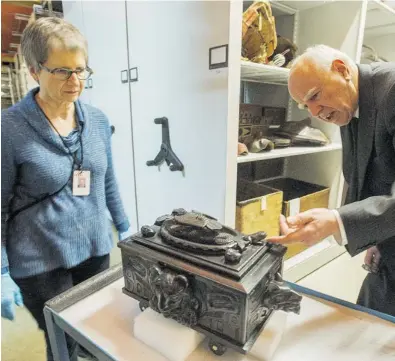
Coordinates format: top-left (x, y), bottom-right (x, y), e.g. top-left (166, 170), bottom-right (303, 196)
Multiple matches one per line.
top-left (129, 67), bottom-right (138, 82)
top-left (121, 70), bottom-right (129, 83)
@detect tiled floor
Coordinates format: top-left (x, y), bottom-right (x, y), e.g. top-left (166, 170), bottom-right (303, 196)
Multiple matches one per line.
top-left (1, 249), bottom-right (367, 361)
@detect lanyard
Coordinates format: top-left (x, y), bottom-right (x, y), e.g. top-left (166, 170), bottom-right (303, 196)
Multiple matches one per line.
top-left (7, 111), bottom-right (85, 224)
top-left (49, 118), bottom-right (84, 170)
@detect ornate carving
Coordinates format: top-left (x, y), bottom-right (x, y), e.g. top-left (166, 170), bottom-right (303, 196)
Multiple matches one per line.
top-left (262, 278), bottom-right (302, 314)
top-left (175, 213), bottom-right (223, 230)
top-left (246, 272), bottom-right (302, 340)
top-left (197, 281), bottom-right (242, 342)
top-left (119, 207), bottom-right (303, 357)
top-left (153, 209), bottom-right (266, 261)
top-left (242, 235), bottom-right (252, 244)
top-left (155, 214), bottom-right (174, 226)
top-left (267, 243), bottom-right (287, 255)
top-left (148, 265), bottom-right (201, 327)
top-left (172, 208), bottom-right (188, 216)
top-left (141, 225), bottom-right (156, 237)
top-left (225, 249), bottom-right (242, 263)
top-left (247, 278), bottom-right (270, 337)
top-left (123, 255), bottom-right (152, 300)
top-left (249, 231), bottom-right (267, 245)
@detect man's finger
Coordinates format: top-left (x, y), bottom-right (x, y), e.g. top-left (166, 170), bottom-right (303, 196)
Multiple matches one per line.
top-left (372, 250), bottom-right (381, 266)
top-left (364, 248), bottom-right (374, 266)
top-left (267, 228), bottom-right (306, 244)
top-left (266, 235), bottom-right (289, 244)
top-left (279, 214), bottom-right (289, 235)
top-left (287, 211), bottom-right (314, 227)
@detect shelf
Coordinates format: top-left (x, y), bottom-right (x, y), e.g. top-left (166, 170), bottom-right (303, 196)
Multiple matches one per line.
top-left (240, 61), bottom-right (290, 85)
top-left (275, 1), bottom-right (328, 13)
top-left (237, 143), bottom-right (342, 163)
top-left (245, 1), bottom-right (328, 15)
top-left (365, 0), bottom-right (395, 38)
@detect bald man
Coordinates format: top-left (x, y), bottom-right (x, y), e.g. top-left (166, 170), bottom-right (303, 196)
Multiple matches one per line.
top-left (268, 45), bottom-right (395, 316)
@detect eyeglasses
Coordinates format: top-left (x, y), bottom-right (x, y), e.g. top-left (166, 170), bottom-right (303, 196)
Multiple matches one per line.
top-left (39, 64), bottom-right (93, 81)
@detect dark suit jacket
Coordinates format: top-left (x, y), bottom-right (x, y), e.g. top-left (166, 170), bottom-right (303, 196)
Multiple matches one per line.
top-left (339, 62), bottom-right (395, 269)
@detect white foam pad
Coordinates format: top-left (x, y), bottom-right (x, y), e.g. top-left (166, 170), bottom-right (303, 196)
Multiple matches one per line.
top-left (248, 311), bottom-right (288, 361)
top-left (134, 308), bottom-right (205, 361)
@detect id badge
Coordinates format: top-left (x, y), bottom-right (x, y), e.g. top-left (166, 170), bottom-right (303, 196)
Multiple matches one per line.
top-left (73, 170), bottom-right (91, 196)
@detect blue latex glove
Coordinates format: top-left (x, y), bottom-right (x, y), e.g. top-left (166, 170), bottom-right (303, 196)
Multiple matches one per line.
top-left (118, 227), bottom-right (133, 241)
top-left (1, 272), bottom-right (23, 321)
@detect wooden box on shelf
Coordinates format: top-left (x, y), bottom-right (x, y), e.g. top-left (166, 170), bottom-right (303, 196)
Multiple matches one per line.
top-left (238, 103), bottom-right (286, 147)
top-left (256, 177), bottom-right (330, 259)
top-left (235, 179), bottom-right (283, 238)
top-left (239, 103), bottom-right (267, 145)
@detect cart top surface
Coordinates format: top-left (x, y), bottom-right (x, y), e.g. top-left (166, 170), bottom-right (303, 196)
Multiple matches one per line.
top-left (55, 276), bottom-right (395, 361)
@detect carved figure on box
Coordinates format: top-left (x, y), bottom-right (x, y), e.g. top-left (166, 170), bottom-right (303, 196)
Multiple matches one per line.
top-left (263, 276), bottom-right (302, 313)
top-left (154, 208), bottom-right (268, 264)
top-left (148, 265), bottom-right (201, 327)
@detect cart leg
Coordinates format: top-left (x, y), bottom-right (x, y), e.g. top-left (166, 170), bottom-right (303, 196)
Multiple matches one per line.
top-left (44, 306), bottom-right (75, 361)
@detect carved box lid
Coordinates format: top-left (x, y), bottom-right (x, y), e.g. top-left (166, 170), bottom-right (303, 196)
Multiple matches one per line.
top-left (120, 209), bottom-right (286, 281)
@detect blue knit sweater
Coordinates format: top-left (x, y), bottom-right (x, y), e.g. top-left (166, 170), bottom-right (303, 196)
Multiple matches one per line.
top-left (1, 88), bottom-right (130, 278)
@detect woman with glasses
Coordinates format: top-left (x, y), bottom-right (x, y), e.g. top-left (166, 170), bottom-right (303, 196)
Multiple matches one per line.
top-left (1, 17), bottom-right (130, 361)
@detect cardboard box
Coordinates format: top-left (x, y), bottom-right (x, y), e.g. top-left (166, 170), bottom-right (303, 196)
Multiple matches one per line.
top-left (236, 179), bottom-right (283, 237)
top-left (257, 177), bottom-right (330, 259)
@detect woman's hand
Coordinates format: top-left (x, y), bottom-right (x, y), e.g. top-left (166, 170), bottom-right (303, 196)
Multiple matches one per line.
top-left (118, 227), bottom-right (133, 241)
top-left (1, 272), bottom-right (23, 321)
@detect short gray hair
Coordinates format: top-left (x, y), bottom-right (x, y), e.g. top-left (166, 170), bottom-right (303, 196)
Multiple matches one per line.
top-left (21, 17), bottom-right (88, 72)
top-left (291, 44), bottom-right (355, 71)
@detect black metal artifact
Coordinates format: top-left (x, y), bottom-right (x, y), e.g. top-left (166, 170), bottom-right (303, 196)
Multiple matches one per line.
top-left (118, 209), bottom-right (302, 356)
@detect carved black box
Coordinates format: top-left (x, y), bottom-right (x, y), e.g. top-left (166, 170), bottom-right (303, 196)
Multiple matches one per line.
top-left (118, 209), bottom-right (301, 356)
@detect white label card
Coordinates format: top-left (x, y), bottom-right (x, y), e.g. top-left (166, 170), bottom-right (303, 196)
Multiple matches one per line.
top-left (289, 198), bottom-right (300, 217)
top-left (261, 196), bottom-right (267, 211)
top-left (73, 170), bottom-right (91, 196)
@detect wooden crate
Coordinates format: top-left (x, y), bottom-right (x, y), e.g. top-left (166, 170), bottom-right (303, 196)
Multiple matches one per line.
top-left (236, 179), bottom-right (283, 237)
top-left (257, 177), bottom-right (329, 259)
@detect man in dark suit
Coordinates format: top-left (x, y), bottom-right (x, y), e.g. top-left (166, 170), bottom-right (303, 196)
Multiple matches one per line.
top-left (268, 45), bottom-right (395, 316)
